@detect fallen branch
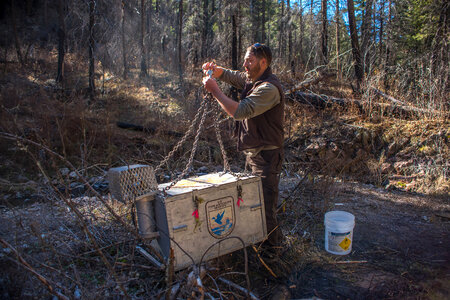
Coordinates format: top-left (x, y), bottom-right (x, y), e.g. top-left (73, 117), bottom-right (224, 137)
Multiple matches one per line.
top-left (288, 91), bottom-right (364, 110)
top-left (251, 245), bottom-right (278, 278)
top-left (371, 88), bottom-right (407, 106)
top-left (285, 71), bottom-right (336, 95)
top-left (288, 91), bottom-right (447, 119)
top-left (332, 260), bottom-right (368, 264)
top-left (116, 122), bottom-right (183, 138)
top-left (136, 245), bottom-right (165, 270)
top-left (0, 238), bottom-right (70, 300)
top-left (217, 277), bottom-right (259, 300)
top-left (389, 175), bottom-right (419, 180)
top-left (0, 132), bottom-right (132, 298)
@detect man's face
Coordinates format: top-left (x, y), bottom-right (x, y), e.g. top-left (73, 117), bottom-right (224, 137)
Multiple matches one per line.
top-left (243, 51), bottom-right (263, 80)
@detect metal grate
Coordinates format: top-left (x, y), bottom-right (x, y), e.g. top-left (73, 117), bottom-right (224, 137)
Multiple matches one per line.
top-left (108, 165), bottom-right (157, 203)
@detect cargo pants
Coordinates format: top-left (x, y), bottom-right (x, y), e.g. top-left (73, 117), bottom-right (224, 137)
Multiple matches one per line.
top-left (246, 148), bottom-right (284, 246)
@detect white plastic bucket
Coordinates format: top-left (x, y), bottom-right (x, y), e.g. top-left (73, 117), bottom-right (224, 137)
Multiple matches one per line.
top-left (324, 211), bottom-right (355, 255)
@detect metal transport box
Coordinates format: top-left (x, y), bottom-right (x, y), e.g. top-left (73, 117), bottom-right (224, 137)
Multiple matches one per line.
top-left (156, 172), bottom-right (267, 271)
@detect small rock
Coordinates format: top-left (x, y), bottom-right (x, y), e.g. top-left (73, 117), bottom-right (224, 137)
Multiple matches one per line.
top-left (198, 166), bottom-right (209, 173)
top-left (70, 184), bottom-right (85, 197)
top-left (93, 182), bottom-right (108, 192)
top-left (74, 286), bottom-right (82, 299)
top-left (60, 168), bottom-right (70, 176)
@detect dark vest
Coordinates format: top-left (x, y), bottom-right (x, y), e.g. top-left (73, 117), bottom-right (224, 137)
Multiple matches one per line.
top-left (236, 67), bottom-right (284, 151)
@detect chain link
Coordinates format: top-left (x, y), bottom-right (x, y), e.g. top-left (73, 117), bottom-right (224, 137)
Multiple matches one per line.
top-left (210, 95), bottom-right (248, 180)
top-left (154, 94), bottom-right (208, 174)
top-left (212, 97), bottom-right (231, 173)
top-left (163, 97), bottom-right (210, 192)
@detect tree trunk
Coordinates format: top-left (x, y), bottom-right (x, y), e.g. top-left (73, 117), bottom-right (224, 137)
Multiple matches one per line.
top-left (231, 13), bottom-right (238, 100)
top-left (201, 0), bottom-right (208, 59)
top-left (139, 0), bottom-right (148, 78)
top-left (278, 0), bottom-right (285, 58)
top-left (146, 0), bottom-right (152, 71)
top-left (347, 0), bottom-right (363, 88)
top-left (335, 0), bottom-right (340, 78)
top-left (88, 0), bottom-right (95, 103)
top-left (237, 3), bottom-right (242, 61)
top-left (121, 1), bottom-right (127, 80)
top-left (321, 0), bottom-right (328, 65)
top-left (361, 0), bottom-right (374, 71)
top-left (288, 0), bottom-right (293, 67)
top-left (177, 0), bottom-right (183, 83)
top-left (56, 0), bottom-right (65, 83)
top-left (43, 0), bottom-right (48, 26)
top-left (250, 0), bottom-right (257, 41)
top-left (378, 0), bottom-right (384, 67)
top-left (384, 0), bottom-right (392, 89)
top-left (299, 0), bottom-right (304, 65)
top-left (431, 0), bottom-right (448, 75)
top-left (11, 2), bottom-right (24, 65)
top-left (261, 0), bottom-right (266, 43)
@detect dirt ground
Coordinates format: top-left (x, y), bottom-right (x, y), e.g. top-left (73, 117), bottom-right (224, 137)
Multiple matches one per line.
top-left (265, 178), bottom-right (450, 299)
top-left (1, 174), bottom-right (448, 299)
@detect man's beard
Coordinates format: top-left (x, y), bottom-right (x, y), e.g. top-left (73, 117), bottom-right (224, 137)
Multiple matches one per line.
top-left (246, 62), bottom-right (261, 80)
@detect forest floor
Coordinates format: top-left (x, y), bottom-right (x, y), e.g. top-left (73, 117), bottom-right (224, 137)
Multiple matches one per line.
top-left (0, 176), bottom-right (448, 299)
top-left (0, 55), bottom-right (449, 299)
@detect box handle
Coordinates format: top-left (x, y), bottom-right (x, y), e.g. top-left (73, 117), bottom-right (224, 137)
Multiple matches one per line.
top-left (250, 204), bottom-right (262, 211)
top-left (173, 224), bottom-right (188, 232)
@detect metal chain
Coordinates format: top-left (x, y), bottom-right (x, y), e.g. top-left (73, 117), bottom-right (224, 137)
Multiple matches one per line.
top-left (163, 98), bottom-right (211, 192)
top-left (212, 97), bottom-right (231, 173)
top-left (154, 96), bottom-right (208, 174)
top-left (210, 96), bottom-right (248, 180)
top-left (156, 87), bottom-right (250, 193)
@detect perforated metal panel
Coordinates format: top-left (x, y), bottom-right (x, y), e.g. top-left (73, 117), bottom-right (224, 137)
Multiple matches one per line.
top-left (108, 165), bottom-right (157, 203)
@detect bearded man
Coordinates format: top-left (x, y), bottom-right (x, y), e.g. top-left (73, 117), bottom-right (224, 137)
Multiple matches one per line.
top-left (202, 43), bottom-right (284, 248)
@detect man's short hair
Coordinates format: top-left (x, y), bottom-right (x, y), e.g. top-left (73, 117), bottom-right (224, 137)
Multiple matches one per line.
top-left (247, 43), bottom-right (272, 66)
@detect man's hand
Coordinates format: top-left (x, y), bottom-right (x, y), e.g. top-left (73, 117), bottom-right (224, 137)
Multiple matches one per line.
top-left (202, 76), bottom-right (220, 95)
top-left (202, 61), bottom-right (238, 118)
top-left (202, 62), bottom-right (224, 79)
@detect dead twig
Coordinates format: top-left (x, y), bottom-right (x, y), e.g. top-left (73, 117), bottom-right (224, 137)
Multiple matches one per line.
top-left (217, 277), bottom-right (259, 300)
top-left (1, 133), bottom-right (132, 299)
top-left (0, 237), bottom-right (70, 300)
top-left (165, 248), bottom-right (175, 300)
top-left (136, 245), bottom-right (165, 270)
top-left (0, 132), bottom-right (140, 239)
top-left (251, 245), bottom-right (278, 279)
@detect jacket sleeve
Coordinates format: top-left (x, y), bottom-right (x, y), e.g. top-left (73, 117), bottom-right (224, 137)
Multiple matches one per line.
top-left (219, 69), bottom-right (247, 90)
top-left (233, 82), bottom-right (280, 121)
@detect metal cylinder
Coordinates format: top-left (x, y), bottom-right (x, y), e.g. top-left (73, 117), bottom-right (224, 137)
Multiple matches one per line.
top-left (135, 193), bottom-right (156, 238)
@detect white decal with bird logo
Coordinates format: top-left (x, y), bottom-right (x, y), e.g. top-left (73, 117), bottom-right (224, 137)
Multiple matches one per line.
top-left (206, 196), bottom-right (235, 238)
